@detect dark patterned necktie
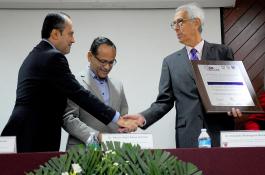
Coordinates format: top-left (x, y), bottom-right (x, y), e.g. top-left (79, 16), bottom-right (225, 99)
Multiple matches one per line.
top-left (190, 48), bottom-right (199, 60)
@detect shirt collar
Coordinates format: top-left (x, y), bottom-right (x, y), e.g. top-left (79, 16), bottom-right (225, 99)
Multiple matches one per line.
top-left (42, 39), bottom-right (56, 50)
top-left (89, 67), bottom-right (108, 82)
top-left (186, 40), bottom-right (204, 59)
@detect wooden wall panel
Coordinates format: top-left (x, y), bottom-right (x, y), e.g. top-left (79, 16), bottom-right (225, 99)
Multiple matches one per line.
top-left (229, 9), bottom-right (265, 54)
top-left (223, 0), bottom-right (265, 94)
top-left (233, 23), bottom-right (265, 61)
top-left (225, 2), bottom-right (263, 44)
top-left (223, 8), bottom-right (233, 19)
top-left (243, 38), bottom-right (265, 70)
top-left (224, 0), bottom-right (256, 32)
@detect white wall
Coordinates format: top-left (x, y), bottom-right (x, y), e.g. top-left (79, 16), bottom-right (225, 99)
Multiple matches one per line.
top-left (0, 9), bottom-right (221, 151)
top-left (0, 0), bottom-right (236, 8)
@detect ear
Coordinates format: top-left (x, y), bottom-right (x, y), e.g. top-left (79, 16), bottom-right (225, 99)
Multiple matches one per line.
top-left (87, 51), bottom-right (93, 63)
top-left (194, 18), bottom-right (201, 30)
top-left (50, 29), bottom-right (60, 41)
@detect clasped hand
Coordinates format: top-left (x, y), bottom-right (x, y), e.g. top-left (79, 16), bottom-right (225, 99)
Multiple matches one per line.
top-left (117, 114), bottom-right (146, 133)
top-left (116, 117), bottom-right (138, 133)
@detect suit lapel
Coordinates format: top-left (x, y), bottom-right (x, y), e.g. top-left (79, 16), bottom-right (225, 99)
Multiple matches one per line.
top-left (83, 69), bottom-right (116, 108)
top-left (202, 41), bottom-right (214, 61)
top-left (177, 47), bottom-right (195, 80)
top-left (81, 69), bottom-right (104, 102)
top-left (107, 79), bottom-right (116, 108)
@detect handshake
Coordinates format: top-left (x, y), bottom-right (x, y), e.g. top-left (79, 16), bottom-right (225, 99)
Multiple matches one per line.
top-left (116, 114), bottom-right (145, 133)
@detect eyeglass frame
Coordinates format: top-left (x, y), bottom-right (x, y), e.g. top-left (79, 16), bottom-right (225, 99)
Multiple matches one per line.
top-left (170, 18), bottom-right (194, 30)
top-left (93, 54), bottom-right (117, 66)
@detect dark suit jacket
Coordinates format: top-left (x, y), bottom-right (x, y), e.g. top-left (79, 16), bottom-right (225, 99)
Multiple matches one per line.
top-left (1, 40), bottom-right (116, 152)
top-left (141, 41), bottom-right (235, 148)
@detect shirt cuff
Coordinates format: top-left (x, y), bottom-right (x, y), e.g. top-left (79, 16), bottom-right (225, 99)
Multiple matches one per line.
top-left (143, 118), bottom-right (147, 126)
top-left (111, 111), bottom-right (120, 123)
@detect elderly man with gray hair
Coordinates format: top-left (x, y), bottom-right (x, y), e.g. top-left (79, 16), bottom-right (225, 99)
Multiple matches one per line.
top-left (124, 3), bottom-right (242, 148)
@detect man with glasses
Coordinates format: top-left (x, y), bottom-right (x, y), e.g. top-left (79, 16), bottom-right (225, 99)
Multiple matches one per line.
top-left (63, 37), bottom-right (128, 150)
top-left (124, 3), bottom-right (242, 148)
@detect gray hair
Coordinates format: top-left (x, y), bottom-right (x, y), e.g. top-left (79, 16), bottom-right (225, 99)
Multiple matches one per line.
top-left (175, 3), bottom-right (205, 33)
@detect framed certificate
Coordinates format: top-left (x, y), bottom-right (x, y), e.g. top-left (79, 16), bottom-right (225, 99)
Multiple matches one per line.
top-left (191, 60), bottom-right (263, 113)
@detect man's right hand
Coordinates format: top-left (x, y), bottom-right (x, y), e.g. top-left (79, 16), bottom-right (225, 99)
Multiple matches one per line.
top-left (122, 114), bottom-right (146, 127)
top-left (116, 117), bottom-right (138, 133)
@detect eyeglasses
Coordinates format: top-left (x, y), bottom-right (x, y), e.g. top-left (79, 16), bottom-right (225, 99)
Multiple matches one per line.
top-left (170, 18), bottom-right (194, 29)
top-left (93, 55), bottom-right (117, 66)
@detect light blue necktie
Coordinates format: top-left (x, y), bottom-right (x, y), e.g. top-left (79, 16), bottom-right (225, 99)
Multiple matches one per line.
top-left (190, 48), bottom-right (199, 60)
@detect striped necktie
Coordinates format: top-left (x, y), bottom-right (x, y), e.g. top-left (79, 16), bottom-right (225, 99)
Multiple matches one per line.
top-left (190, 48), bottom-right (199, 60)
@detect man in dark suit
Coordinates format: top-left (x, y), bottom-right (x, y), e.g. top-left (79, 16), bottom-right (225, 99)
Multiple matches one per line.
top-left (124, 3), bottom-right (242, 148)
top-left (1, 12), bottom-right (137, 153)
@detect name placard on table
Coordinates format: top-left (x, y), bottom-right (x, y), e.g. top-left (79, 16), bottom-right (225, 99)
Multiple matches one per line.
top-left (0, 136), bottom-right (17, 153)
top-left (221, 131), bottom-right (265, 147)
top-left (101, 133), bottom-right (153, 149)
